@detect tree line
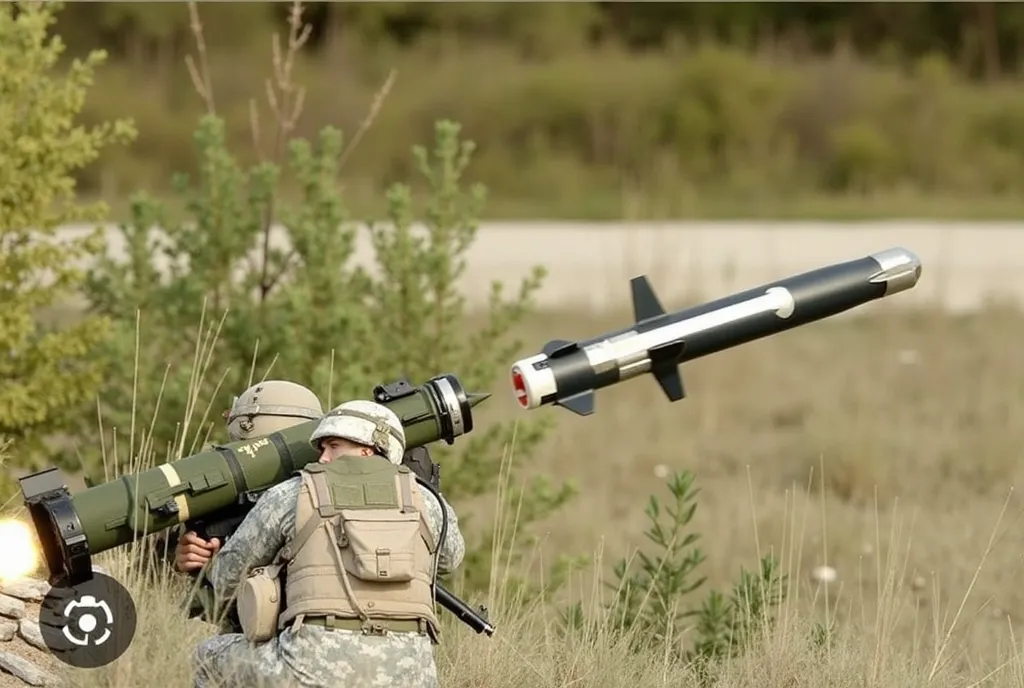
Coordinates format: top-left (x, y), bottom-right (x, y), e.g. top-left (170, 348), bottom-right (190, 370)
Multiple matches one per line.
top-left (48, 2), bottom-right (1024, 80)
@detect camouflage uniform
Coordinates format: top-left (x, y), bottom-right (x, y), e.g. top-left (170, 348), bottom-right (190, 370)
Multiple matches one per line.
top-left (191, 474), bottom-right (466, 688)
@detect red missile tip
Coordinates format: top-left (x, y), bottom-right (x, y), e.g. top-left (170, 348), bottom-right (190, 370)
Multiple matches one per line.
top-left (511, 369), bottom-right (528, 408)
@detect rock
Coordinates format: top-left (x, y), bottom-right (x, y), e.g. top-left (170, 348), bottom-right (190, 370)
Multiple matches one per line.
top-left (0, 650), bottom-right (50, 686)
top-left (1, 580), bottom-right (50, 603)
top-left (17, 619), bottom-right (46, 652)
top-left (0, 595), bottom-right (25, 620)
top-left (0, 620), bottom-right (16, 641)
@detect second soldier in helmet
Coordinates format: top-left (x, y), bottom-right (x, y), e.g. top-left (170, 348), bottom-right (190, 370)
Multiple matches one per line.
top-left (171, 380), bottom-right (325, 572)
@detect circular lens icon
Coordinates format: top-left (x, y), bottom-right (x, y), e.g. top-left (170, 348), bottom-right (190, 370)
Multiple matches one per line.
top-left (38, 571), bottom-right (137, 669)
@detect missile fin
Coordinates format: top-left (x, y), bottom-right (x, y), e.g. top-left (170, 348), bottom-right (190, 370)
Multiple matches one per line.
top-left (555, 391), bottom-right (595, 416)
top-left (630, 275), bottom-right (666, 323)
top-left (648, 340), bottom-right (686, 402)
top-left (652, 364), bottom-right (685, 402)
top-left (542, 339), bottom-right (577, 358)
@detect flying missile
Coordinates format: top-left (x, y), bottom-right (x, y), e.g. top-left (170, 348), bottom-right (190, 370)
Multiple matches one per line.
top-left (510, 247), bottom-right (922, 415)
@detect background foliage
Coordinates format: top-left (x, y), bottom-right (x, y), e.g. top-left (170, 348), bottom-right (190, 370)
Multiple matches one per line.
top-left (38, 1), bottom-right (1024, 220)
top-left (0, 4), bottom-right (135, 494)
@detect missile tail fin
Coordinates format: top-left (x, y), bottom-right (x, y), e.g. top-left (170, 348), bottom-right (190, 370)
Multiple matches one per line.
top-left (555, 391), bottom-right (595, 416)
top-left (630, 275), bottom-right (666, 323)
top-left (652, 365), bottom-right (685, 402)
top-left (542, 339), bottom-right (577, 358)
top-left (649, 340), bottom-right (686, 402)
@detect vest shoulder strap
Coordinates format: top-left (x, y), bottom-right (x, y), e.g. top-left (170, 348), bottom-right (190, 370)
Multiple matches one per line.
top-left (397, 469), bottom-right (437, 554)
top-left (280, 471), bottom-right (326, 562)
top-left (397, 466), bottom-right (415, 513)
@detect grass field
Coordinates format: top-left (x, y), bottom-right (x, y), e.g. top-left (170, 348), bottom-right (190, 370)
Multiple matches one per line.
top-left (10, 298), bottom-right (1024, 687)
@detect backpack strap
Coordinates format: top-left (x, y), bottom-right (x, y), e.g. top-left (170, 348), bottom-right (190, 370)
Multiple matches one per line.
top-left (323, 514), bottom-right (371, 623)
top-left (398, 467), bottom-right (415, 513)
top-left (311, 469), bottom-right (339, 518)
top-left (279, 471), bottom-right (336, 562)
top-left (397, 468), bottom-right (437, 554)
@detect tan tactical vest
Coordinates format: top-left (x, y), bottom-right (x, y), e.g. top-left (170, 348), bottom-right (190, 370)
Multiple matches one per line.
top-left (276, 456), bottom-right (440, 634)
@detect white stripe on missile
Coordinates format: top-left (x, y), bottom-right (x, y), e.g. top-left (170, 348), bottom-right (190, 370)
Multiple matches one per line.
top-left (582, 287), bottom-right (796, 375)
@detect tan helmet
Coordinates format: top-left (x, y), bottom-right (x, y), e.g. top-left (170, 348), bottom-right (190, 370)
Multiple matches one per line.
top-left (226, 380), bottom-right (323, 442)
top-left (309, 400), bottom-right (406, 464)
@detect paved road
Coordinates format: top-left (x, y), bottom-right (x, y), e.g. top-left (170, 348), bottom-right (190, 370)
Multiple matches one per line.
top-left (55, 220), bottom-right (1024, 312)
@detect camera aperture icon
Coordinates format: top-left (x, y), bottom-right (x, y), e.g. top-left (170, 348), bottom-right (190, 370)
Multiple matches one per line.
top-left (62, 595), bottom-right (114, 647)
top-left (40, 570), bottom-right (137, 668)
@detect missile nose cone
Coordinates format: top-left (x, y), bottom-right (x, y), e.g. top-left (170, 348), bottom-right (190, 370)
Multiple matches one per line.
top-left (467, 392), bottom-right (491, 409)
top-left (868, 247), bottom-right (922, 296)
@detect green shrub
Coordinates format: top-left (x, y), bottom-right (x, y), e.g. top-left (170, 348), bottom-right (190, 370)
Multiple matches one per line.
top-left (561, 469), bottom-right (786, 683)
top-left (0, 1), bottom-right (135, 496)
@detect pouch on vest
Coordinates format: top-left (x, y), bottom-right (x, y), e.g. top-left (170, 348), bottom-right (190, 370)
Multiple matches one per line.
top-left (237, 561), bottom-right (284, 643)
top-left (338, 506), bottom-right (421, 582)
top-left (317, 464), bottom-right (421, 581)
top-left (306, 460), bottom-right (427, 584)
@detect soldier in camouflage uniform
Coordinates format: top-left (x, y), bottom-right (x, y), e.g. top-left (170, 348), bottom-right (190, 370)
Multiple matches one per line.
top-left (160, 381), bottom-right (325, 572)
top-left (191, 399), bottom-right (466, 688)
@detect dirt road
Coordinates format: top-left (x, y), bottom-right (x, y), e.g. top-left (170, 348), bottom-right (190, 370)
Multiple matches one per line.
top-left (54, 220), bottom-right (1024, 312)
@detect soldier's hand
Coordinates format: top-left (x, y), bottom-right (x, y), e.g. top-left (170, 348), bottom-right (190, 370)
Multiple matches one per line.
top-left (175, 531), bottom-right (222, 572)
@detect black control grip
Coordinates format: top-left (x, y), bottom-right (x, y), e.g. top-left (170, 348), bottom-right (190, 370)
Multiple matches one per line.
top-left (436, 582), bottom-right (494, 636)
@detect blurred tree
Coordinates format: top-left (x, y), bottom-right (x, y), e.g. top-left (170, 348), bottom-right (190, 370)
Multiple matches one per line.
top-left (0, 1), bottom-right (135, 496)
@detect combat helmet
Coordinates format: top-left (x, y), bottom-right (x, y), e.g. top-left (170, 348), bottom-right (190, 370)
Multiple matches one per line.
top-left (226, 380), bottom-right (323, 441)
top-left (310, 400), bottom-right (406, 464)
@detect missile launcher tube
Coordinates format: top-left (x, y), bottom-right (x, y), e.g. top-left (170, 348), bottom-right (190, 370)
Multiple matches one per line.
top-left (21, 375), bottom-right (487, 588)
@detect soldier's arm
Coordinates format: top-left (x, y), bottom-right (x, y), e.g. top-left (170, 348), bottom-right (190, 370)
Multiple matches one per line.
top-left (204, 478), bottom-right (298, 602)
top-left (416, 484), bottom-right (465, 575)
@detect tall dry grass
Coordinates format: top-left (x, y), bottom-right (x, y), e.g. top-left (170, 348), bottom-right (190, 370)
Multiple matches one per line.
top-left (7, 296), bottom-right (1024, 686)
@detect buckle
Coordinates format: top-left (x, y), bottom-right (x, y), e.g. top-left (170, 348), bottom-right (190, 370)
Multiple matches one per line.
top-left (362, 621), bottom-right (388, 636)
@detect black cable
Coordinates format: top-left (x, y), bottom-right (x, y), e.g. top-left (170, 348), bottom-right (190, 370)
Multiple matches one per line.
top-left (414, 476), bottom-right (495, 636)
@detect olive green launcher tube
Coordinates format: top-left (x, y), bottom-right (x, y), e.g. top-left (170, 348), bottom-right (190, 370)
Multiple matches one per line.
top-left (72, 419), bottom-right (319, 554)
top-left (65, 375), bottom-right (488, 557)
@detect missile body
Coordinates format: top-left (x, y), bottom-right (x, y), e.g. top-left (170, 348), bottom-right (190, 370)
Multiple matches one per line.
top-left (20, 375), bottom-right (488, 587)
top-left (510, 248), bottom-right (921, 415)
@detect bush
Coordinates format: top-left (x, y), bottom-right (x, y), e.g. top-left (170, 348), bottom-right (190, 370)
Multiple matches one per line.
top-left (561, 469), bottom-right (786, 683)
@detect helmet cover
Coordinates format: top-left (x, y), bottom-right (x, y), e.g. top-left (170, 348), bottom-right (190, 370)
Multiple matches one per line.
top-left (310, 400), bottom-right (406, 464)
top-left (226, 380), bottom-right (323, 441)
